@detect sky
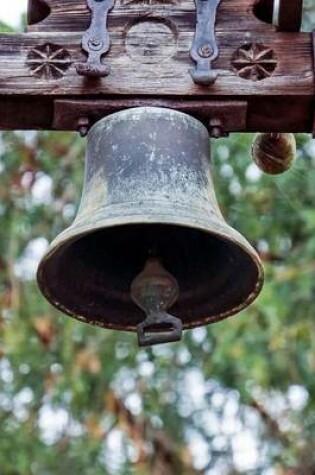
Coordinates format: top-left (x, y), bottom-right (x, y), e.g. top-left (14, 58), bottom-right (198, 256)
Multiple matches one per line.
top-left (0, 1), bottom-right (27, 28)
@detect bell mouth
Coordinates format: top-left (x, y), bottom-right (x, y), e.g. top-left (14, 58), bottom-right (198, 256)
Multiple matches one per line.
top-left (37, 223), bottom-right (263, 331)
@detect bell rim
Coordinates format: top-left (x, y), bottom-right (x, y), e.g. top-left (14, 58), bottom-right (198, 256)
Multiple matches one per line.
top-left (37, 207), bottom-right (264, 332)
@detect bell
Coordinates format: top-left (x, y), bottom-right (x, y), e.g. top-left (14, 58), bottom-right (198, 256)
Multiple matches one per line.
top-left (37, 107), bottom-right (264, 346)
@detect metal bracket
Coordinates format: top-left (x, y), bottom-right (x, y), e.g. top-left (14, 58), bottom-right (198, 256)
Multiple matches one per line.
top-left (189, 0), bottom-right (221, 86)
top-left (137, 312), bottom-right (183, 347)
top-left (53, 99), bottom-right (248, 134)
top-left (76, 0), bottom-right (115, 78)
top-left (53, 98), bottom-right (248, 133)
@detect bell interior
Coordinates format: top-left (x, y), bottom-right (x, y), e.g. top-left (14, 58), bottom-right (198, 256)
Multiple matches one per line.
top-left (39, 224), bottom-right (260, 330)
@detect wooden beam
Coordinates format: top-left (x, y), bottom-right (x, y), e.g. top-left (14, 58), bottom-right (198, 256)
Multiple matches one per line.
top-left (52, 99), bottom-right (249, 133)
top-left (0, 31), bottom-right (312, 97)
top-left (26, 0), bottom-right (274, 33)
top-left (27, 0), bottom-right (51, 26)
top-left (277, 0), bottom-right (303, 32)
top-left (252, 0), bottom-right (274, 25)
top-left (0, 0), bottom-right (312, 132)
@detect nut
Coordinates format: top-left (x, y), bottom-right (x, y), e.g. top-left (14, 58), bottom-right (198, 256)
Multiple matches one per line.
top-left (198, 43), bottom-right (213, 58)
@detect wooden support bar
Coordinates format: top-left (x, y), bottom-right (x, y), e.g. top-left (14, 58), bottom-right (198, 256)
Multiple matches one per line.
top-left (0, 0), bottom-right (311, 132)
top-left (26, 0), bottom-right (274, 33)
top-left (52, 99), bottom-right (249, 133)
top-left (0, 31), bottom-right (312, 97)
top-left (0, 95), bottom-right (312, 133)
top-left (277, 0), bottom-right (303, 32)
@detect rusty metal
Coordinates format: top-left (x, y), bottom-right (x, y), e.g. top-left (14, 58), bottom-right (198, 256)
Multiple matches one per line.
top-left (209, 118), bottom-right (229, 138)
top-left (76, 116), bottom-right (91, 137)
top-left (37, 107), bottom-right (264, 342)
top-left (76, 0), bottom-right (115, 77)
top-left (131, 258), bottom-right (182, 346)
top-left (53, 99), bottom-right (248, 133)
top-left (137, 312), bottom-right (183, 346)
top-left (189, 0), bottom-right (221, 86)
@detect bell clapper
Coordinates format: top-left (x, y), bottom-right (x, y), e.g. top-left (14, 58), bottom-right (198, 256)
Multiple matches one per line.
top-left (131, 257), bottom-right (182, 347)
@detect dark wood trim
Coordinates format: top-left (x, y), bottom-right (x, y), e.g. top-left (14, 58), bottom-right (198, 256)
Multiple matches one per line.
top-left (27, 0), bottom-right (51, 26)
top-left (312, 30), bottom-right (315, 138)
top-left (277, 0), bottom-right (303, 32)
top-left (0, 0), bottom-right (311, 132)
top-left (53, 99), bottom-right (248, 133)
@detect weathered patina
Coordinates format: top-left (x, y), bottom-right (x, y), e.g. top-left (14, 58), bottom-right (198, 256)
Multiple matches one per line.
top-left (37, 107), bottom-right (264, 337)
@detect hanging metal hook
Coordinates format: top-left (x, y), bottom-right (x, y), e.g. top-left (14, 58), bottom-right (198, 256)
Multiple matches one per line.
top-left (76, 0), bottom-right (115, 78)
top-left (189, 0), bottom-right (221, 86)
top-left (137, 312), bottom-right (183, 347)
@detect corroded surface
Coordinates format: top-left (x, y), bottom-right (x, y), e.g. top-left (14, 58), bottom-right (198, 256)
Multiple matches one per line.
top-left (38, 107), bottom-right (264, 332)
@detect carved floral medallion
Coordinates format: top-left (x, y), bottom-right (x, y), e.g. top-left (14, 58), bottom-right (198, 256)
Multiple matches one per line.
top-left (26, 43), bottom-right (72, 79)
top-left (232, 43), bottom-right (277, 81)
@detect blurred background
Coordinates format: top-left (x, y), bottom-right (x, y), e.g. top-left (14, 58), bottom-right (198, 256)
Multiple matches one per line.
top-left (0, 2), bottom-right (315, 474)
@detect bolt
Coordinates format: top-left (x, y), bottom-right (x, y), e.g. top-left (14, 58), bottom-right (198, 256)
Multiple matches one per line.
top-left (208, 118), bottom-right (228, 139)
top-left (77, 117), bottom-right (90, 138)
top-left (211, 126), bottom-right (223, 139)
top-left (89, 37), bottom-right (101, 48)
top-left (210, 127), bottom-right (229, 139)
top-left (198, 43), bottom-right (213, 58)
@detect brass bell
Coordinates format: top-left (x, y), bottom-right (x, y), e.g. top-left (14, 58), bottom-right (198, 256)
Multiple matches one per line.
top-left (37, 107), bottom-right (264, 346)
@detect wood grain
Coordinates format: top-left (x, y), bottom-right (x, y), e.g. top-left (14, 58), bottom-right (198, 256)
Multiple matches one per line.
top-left (0, 0), bottom-right (312, 132)
top-left (277, 0), bottom-right (303, 32)
top-left (0, 31), bottom-right (312, 96)
top-left (27, 0), bottom-right (274, 33)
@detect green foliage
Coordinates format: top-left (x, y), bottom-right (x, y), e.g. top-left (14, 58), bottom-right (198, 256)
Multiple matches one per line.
top-left (0, 22), bottom-right (15, 33)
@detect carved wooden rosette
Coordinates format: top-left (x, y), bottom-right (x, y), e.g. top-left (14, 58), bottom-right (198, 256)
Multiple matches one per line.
top-left (0, 0), bottom-right (313, 133)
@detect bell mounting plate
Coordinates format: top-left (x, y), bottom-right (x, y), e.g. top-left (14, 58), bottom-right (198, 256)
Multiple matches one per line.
top-left (53, 99), bottom-right (248, 136)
